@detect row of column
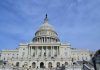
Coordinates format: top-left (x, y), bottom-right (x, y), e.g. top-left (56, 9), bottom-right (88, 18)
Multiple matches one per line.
top-left (35, 37), bottom-right (58, 42)
top-left (28, 46), bottom-right (59, 58)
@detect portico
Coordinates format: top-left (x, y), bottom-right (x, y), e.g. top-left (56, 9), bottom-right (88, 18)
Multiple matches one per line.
top-left (28, 46), bottom-right (60, 58)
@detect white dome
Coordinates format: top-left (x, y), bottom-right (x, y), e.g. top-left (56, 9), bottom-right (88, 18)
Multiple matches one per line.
top-left (32, 14), bottom-right (60, 43)
top-left (39, 22), bottom-right (54, 31)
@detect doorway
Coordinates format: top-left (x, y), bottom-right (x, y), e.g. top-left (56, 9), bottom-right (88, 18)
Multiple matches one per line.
top-left (40, 62), bottom-right (44, 68)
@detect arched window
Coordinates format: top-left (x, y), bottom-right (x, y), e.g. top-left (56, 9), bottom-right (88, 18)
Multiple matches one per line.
top-left (56, 62), bottom-right (60, 67)
top-left (23, 62), bottom-right (28, 67)
top-left (16, 62), bottom-right (19, 67)
top-left (48, 62), bottom-right (52, 68)
top-left (32, 62), bottom-right (36, 68)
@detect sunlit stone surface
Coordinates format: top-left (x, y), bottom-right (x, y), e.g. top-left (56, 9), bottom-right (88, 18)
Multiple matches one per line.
top-left (0, 14), bottom-right (92, 69)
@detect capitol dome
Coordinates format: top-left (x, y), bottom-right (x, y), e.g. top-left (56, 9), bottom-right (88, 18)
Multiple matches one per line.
top-left (32, 14), bottom-right (60, 43)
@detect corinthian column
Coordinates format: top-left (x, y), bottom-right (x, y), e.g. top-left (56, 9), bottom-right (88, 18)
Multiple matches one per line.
top-left (30, 46), bottom-right (32, 57)
top-left (29, 46), bottom-right (31, 56)
top-left (57, 46), bottom-right (59, 57)
top-left (35, 46), bottom-right (37, 57)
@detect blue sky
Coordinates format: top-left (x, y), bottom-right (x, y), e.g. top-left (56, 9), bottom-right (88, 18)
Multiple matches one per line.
top-left (0, 0), bottom-right (100, 51)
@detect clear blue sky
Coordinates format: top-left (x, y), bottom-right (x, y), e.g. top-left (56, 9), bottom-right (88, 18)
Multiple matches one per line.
top-left (0, 0), bottom-right (100, 51)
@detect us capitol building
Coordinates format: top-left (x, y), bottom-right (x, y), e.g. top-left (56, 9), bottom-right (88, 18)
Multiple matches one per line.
top-left (0, 14), bottom-right (91, 68)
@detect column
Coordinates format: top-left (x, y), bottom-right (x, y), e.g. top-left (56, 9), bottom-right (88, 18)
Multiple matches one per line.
top-left (32, 46), bottom-right (34, 57)
top-left (46, 46), bottom-right (47, 57)
top-left (47, 37), bottom-right (48, 43)
top-left (51, 46), bottom-right (52, 57)
top-left (58, 46), bottom-right (60, 55)
top-left (27, 46), bottom-right (29, 59)
top-left (29, 46), bottom-right (31, 56)
top-left (52, 46), bottom-right (54, 57)
top-left (30, 46), bottom-right (32, 55)
top-left (36, 46), bottom-right (37, 55)
top-left (35, 46), bottom-right (37, 57)
top-left (56, 46), bottom-right (58, 56)
top-left (53, 46), bottom-right (54, 57)
top-left (31, 46), bottom-right (33, 56)
top-left (41, 46), bottom-right (43, 57)
top-left (57, 46), bottom-right (59, 56)
top-left (28, 46), bottom-right (29, 56)
top-left (44, 37), bottom-right (45, 42)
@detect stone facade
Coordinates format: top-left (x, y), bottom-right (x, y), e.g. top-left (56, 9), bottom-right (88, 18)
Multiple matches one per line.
top-left (0, 14), bottom-right (91, 68)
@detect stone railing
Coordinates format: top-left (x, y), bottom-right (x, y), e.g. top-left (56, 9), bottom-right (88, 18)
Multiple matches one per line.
top-left (11, 57), bottom-right (70, 61)
top-left (0, 65), bottom-right (83, 70)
